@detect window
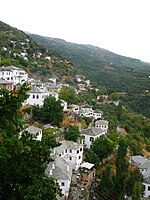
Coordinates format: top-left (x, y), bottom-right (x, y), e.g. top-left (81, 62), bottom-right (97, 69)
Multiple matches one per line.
top-left (148, 186), bottom-right (150, 191)
top-left (80, 148), bottom-right (82, 152)
top-left (79, 156), bottom-right (81, 159)
top-left (90, 137), bottom-right (94, 142)
top-left (70, 157), bottom-right (72, 160)
top-left (61, 182), bottom-right (65, 186)
top-left (70, 149), bottom-right (72, 153)
top-left (65, 149), bottom-right (67, 153)
top-left (77, 150), bottom-right (79, 154)
top-left (36, 95), bottom-right (39, 99)
top-left (33, 95), bottom-right (35, 99)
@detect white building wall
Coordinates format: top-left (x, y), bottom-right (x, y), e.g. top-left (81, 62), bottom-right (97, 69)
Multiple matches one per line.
top-left (93, 113), bottom-right (102, 119)
top-left (0, 68), bottom-right (28, 85)
top-left (81, 133), bottom-right (105, 149)
top-left (67, 147), bottom-right (83, 170)
top-left (57, 179), bottom-right (71, 198)
top-left (143, 182), bottom-right (150, 198)
top-left (26, 93), bottom-right (49, 106)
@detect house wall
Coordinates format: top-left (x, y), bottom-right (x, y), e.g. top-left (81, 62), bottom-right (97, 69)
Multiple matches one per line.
top-left (93, 113), bottom-right (102, 119)
top-left (26, 92), bottom-right (49, 106)
top-left (0, 68), bottom-right (28, 85)
top-left (143, 182), bottom-right (150, 198)
top-left (95, 124), bottom-right (108, 133)
top-left (67, 147), bottom-right (83, 171)
top-left (57, 178), bottom-right (71, 198)
top-left (81, 133), bottom-right (105, 149)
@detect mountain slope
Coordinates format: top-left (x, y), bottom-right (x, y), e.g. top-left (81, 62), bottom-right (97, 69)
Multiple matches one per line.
top-left (30, 34), bottom-right (150, 93)
top-left (0, 21), bottom-right (75, 82)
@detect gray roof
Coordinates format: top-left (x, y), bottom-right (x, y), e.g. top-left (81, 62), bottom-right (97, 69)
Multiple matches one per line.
top-left (0, 66), bottom-right (21, 71)
top-left (95, 120), bottom-right (108, 126)
top-left (131, 155), bottom-right (147, 166)
top-left (81, 127), bottom-right (105, 136)
top-left (139, 160), bottom-right (150, 169)
top-left (93, 109), bottom-right (103, 114)
top-left (25, 126), bottom-right (42, 135)
top-left (143, 168), bottom-right (150, 183)
top-left (29, 86), bottom-right (49, 93)
top-left (46, 155), bottom-right (72, 180)
top-left (53, 140), bottom-right (83, 155)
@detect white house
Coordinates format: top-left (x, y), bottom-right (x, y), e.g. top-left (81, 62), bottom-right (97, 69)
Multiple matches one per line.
top-left (93, 109), bottom-right (103, 119)
top-left (94, 120), bottom-right (109, 133)
top-left (0, 78), bottom-right (13, 90)
top-left (78, 105), bottom-right (93, 117)
top-left (131, 155), bottom-right (150, 198)
top-left (0, 66), bottom-right (28, 85)
top-left (80, 127), bottom-right (106, 149)
top-left (24, 86), bottom-right (50, 106)
top-left (46, 155), bottom-right (72, 199)
top-left (21, 125), bottom-right (42, 141)
top-left (52, 140), bottom-right (84, 171)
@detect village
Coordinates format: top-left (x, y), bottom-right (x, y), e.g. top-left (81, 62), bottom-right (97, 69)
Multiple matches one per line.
top-left (0, 66), bottom-right (150, 200)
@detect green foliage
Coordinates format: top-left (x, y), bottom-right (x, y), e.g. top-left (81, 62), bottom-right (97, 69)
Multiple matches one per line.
top-left (41, 96), bottom-right (64, 127)
top-left (126, 168), bottom-right (143, 196)
top-left (59, 87), bottom-right (79, 105)
top-left (0, 84), bottom-right (60, 199)
top-left (30, 34), bottom-right (150, 95)
top-left (132, 181), bottom-right (142, 200)
top-left (90, 136), bottom-right (114, 162)
top-left (98, 164), bottom-right (114, 198)
top-left (64, 125), bottom-right (80, 142)
top-left (115, 138), bottom-right (129, 200)
top-left (85, 149), bottom-right (99, 166)
top-left (0, 21), bottom-right (75, 82)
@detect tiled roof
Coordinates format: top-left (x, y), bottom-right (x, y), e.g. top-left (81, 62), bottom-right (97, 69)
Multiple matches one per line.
top-left (25, 125), bottom-right (42, 134)
top-left (46, 155), bottom-right (72, 180)
top-left (81, 127), bottom-right (105, 136)
top-left (95, 120), bottom-right (108, 126)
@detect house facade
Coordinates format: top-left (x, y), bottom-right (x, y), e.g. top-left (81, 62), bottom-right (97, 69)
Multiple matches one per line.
top-left (131, 155), bottom-right (150, 198)
top-left (53, 140), bottom-right (84, 171)
top-left (21, 125), bottom-right (42, 141)
top-left (94, 120), bottom-right (109, 133)
top-left (46, 155), bottom-right (72, 199)
top-left (80, 127), bottom-right (105, 149)
top-left (24, 86), bottom-right (50, 106)
top-left (0, 78), bottom-right (13, 90)
top-left (0, 66), bottom-right (28, 85)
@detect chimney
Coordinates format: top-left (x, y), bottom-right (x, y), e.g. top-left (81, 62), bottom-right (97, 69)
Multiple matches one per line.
top-left (52, 163), bottom-right (55, 169)
top-left (49, 169), bottom-right (52, 176)
top-left (67, 164), bottom-right (69, 172)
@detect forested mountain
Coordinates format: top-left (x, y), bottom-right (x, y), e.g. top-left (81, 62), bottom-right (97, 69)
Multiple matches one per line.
top-left (30, 34), bottom-right (150, 94)
top-left (0, 21), bottom-right (75, 82)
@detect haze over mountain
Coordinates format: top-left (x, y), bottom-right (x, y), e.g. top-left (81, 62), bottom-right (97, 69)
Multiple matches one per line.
top-left (30, 34), bottom-right (150, 94)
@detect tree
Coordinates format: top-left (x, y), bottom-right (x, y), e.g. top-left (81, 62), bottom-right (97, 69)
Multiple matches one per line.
top-left (91, 136), bottom-right (114, 162)
top-left (41, 96), bottom-right (63, 127)
top-left (98, 164), bottom-right (114, 198)
top-left (0, 83), bottom-right (61, 199)
top-left (115, 139), bottom-right (129, 200)
top-left (126, 168), bottom-right (143, 196)
top-left (85, 149), bottom-right (100, 166)
top-left (132, 181), bottom-right (142, 200)
top-left (64, 125), bottom-right (80, 142)
top-left (59, 87), bottom-right (79, 104)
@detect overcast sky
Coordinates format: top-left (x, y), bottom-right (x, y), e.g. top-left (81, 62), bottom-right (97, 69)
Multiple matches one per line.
top-left (1, 0), bottom-right (150, 62)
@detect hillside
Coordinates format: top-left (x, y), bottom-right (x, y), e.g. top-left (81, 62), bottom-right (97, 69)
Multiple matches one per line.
top-left (0, 21), bottom-right (75, 82)
top-left (30, 34), bottom-right (150, 94)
